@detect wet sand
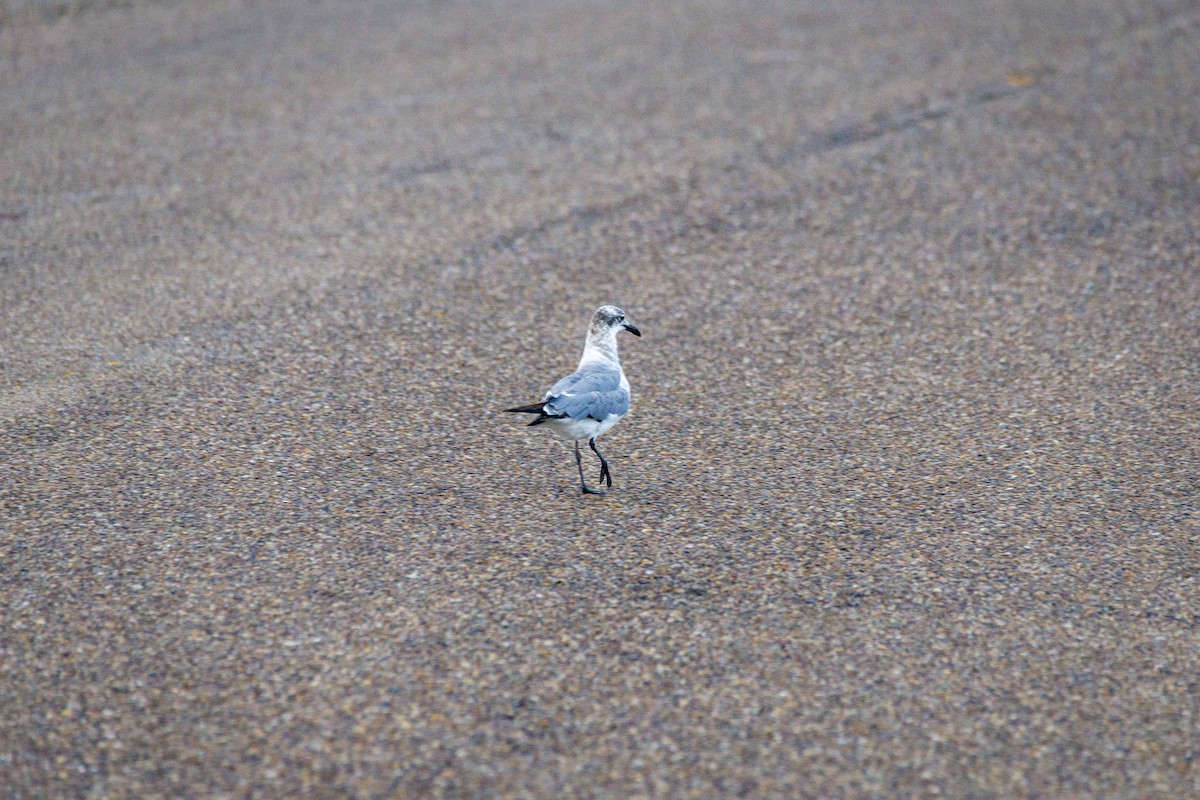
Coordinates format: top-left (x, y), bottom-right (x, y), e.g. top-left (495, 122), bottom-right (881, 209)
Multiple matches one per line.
top-left (2, 1), bottom-right (1198, 796)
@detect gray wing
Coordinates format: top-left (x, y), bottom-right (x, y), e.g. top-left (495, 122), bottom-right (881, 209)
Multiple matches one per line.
top-left (542, 363), bottom-right (630, 421)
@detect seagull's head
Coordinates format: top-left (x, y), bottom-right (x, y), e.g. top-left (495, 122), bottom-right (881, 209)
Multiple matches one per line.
top-left (592, 305), bottom-right (641, 339)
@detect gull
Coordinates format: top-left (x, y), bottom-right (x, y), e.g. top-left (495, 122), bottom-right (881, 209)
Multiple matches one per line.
top-left (505, 305), bottom-right (641, 495)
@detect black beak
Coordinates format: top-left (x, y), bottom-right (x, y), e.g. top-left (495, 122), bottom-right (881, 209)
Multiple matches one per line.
top-left (622, 322), bottom-right (641, 337)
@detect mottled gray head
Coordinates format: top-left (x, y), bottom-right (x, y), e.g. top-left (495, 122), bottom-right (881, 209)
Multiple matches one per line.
top-left (591, 305), bottom-right (641, 338)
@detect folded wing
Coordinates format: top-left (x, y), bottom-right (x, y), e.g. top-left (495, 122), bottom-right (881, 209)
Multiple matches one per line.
top-left (543, 363), bottom-right (630, 421)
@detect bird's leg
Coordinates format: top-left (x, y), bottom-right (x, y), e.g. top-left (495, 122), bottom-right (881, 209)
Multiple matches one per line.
top-left (589, 438), bottom-right (612, 488)
top-left (575, 440), bottom-right (605, 495)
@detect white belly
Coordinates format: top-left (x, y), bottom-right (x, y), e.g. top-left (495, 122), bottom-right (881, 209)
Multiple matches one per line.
top-left (543, 412), bottom-right (624, 442)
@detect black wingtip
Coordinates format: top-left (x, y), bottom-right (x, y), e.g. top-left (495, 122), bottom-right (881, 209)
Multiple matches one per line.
top-left (504, 403), bottom-right (545, 414)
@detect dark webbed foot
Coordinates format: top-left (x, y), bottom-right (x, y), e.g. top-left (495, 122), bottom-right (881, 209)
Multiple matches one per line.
top-left (575, 440), bottom-right (607, 497)
top-left (589, 438), bottom-right (612, 488)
